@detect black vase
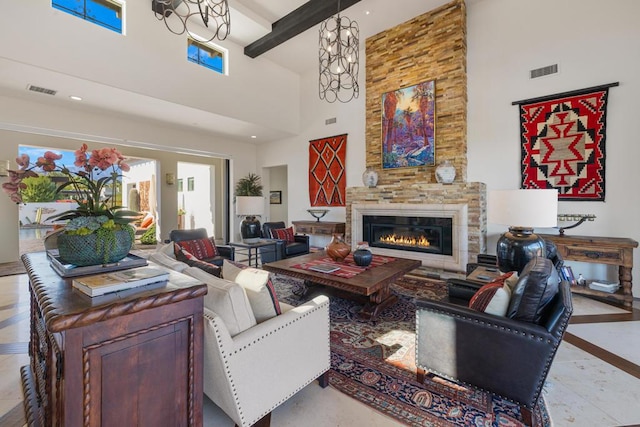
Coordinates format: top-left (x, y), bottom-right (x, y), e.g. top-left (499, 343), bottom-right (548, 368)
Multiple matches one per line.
top-left (353, 248), bottom-right (373, 267)
top-left (240, 216), bottom-right (261, 242)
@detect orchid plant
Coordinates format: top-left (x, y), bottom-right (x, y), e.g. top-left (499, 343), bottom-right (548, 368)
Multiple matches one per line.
top-left (2, 144), bottom-right (140, 236)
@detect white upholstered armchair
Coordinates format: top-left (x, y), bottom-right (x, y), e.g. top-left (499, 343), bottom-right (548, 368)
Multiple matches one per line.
top-left (202, 295), bottom-right (331, 427)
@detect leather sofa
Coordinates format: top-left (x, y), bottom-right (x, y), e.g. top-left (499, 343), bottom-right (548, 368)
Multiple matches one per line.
top-left (169, 228), bottom-right (235, 266)
top-left (415, 257), bottom-right (573, 424)
top-left (260, 221), bottom-right (310, 263)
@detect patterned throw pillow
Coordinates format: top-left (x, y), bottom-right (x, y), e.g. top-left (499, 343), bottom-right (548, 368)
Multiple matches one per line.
top-left (469, 282), bottom-right (512, 316)
top-left (175, 245), bottom-right (221, 277)
top-left (176, 237), bottom-right (218, 260)
top-left (272, 226), bottom-right (295, 243)
top-left (222, 259), bottom-right (281, 322)
top-left (468, 271), bottom-right (516, 316)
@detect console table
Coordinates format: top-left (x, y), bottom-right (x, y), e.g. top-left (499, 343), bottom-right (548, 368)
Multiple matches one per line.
top-left (540, 234), bottom-right (638, 309)
top-left (292, 220), bottom-right (345, 237)
top-left (20, 252), bottom-right (207, 426)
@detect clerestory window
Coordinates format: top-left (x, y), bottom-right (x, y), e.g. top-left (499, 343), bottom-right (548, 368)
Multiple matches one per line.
top-left (52, 0), bottom-right (124, 34)
top-left (187, 37), bottom-right (227, 75)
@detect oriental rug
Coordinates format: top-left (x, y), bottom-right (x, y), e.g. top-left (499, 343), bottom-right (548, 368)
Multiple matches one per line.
top-left (274, 274), bottom-right (552, 427)
top-left (517, 84), bottom-right (614, 201)
top-left (308, 134), bottom-right (347, 207)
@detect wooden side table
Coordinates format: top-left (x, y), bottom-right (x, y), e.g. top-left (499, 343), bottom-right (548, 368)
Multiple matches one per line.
top-left (20, 252), bottom-right (207, 426)
top-left (540, 234), bottom-right (638, 310)
top-left (292, 220), bottom-right (346, 237)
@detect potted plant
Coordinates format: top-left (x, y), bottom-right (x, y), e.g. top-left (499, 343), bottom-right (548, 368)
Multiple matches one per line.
top-left (2, 144), bottom-right (140, 266)
top-left (235, 173), bottom-right (263, 242)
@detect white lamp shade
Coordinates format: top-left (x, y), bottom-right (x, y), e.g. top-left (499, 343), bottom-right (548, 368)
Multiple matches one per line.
top-left (489, 189), bottom-right (558, 228)
top-left (236, 196), bottom-right (264, 216)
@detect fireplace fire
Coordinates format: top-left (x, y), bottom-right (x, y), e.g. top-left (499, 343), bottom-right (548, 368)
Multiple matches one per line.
top-left (363, 215), bottom-right (453, 256)
top-left (379, 234), bottom-right (431, 248)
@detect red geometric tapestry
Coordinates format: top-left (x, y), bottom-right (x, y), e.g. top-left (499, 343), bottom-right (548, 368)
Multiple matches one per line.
top-left (518, 86), bottom-right (612, 201)
top-left (309, 134), bottom-right (347, 206)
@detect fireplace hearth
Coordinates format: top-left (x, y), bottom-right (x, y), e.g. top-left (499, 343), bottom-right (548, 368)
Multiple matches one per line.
top-left (363, 215), bottom-right (453, 255)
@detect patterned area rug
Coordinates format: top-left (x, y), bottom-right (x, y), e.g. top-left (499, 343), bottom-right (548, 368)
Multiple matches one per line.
top-left (274, 274), bottom-right (552, 427)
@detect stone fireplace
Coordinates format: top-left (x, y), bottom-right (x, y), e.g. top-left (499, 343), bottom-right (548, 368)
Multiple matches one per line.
top-left (346, 182), bottom-right (486, 272)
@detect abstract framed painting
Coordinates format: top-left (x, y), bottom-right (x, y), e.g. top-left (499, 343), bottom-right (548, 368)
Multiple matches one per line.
top-left (381, 79), bottom-right (435, 170)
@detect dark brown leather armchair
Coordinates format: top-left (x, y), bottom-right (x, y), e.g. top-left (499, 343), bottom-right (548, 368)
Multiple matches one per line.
top-left (415, 257), bottom-right (572, 424)
top-left (169, 228), bottom-right (235, 266)
top-left (260, 221), bottom-right (310, 263)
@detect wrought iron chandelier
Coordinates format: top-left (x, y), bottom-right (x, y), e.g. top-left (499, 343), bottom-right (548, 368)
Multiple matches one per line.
top-left (152, 0), bottom-right (230, 42)
top-left (319, 1), bottom-right (359, 103)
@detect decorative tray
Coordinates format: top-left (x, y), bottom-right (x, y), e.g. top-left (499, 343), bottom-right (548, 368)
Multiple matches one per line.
top-left (47, 250), bottom-right (148, 278)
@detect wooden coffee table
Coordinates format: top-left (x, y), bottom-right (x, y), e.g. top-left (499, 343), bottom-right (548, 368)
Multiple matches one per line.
top-left (262, 251), bottom-right (421, 320)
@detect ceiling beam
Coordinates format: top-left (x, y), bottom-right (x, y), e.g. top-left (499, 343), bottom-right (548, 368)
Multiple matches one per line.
top-left (244, 0), bottom-right (362, 58)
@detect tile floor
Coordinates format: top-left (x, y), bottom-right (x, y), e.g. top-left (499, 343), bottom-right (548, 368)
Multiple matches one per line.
top-left (1, 272), bottom-right (639, 427)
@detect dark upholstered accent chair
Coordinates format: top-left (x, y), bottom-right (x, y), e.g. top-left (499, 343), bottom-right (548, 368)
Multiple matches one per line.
top-left (169, 228), bottom-right (234, 266)
top-left (260, 221), bottom-right (310, 263)
top-left (448, 239), bottom-right (564, 301)
top-left (416, 257), bottom-right (572, 424)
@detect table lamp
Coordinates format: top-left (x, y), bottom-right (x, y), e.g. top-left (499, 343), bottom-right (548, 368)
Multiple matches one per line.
top-left (488, 189), bottom-right (558, 273)
top-left (236, 196), bottom-right (263, 243)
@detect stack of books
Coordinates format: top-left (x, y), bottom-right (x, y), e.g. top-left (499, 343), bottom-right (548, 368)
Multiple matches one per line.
top-left (588, 280), bottom-right (620, 293)
top-left (72, 266), bottom-right (170, 297)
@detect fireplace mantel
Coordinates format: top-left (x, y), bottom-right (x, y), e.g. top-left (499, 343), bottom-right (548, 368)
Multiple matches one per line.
top-left (346, 183), bottom-right (486, 273)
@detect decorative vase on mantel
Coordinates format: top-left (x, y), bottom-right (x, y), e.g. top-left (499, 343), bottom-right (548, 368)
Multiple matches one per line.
top-left (435, 160), bottom-right (456, 184)
top-left (326, 234), bottom-right (351, 262)
top-left (362, 167), bottom-right (379, 188)
top-left (57, 227), bottom-right (134, 266)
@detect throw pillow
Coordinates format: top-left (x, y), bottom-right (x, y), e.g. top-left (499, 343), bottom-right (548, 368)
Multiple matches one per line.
top-left (176, 237), bottom-right (219, 260)
top-left (272, 226), bottom-right (295, 243)
top-left (223, 259), bottom-right (282, 322)
top-left (469, 281), bottom-right (512, 316)
top-left (140, 215), bottom-right (154, 229)
top-left (507, 257), bottom-right (560, 323)
top-left (175, 246), bottom-right (221, 277)
top-left (185, 267), bottom-right (256, 336)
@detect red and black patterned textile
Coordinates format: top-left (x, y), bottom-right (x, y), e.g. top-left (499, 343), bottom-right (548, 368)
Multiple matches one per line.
top-left (309, 134), bottom-right (347, 206)
top-left (519, 87), bottom-right (611, 201)
top-left (292, 254), bottom-right (394, 279)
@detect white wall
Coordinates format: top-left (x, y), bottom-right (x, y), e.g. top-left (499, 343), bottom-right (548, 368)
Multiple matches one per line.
top-left (257, 54), bottom-right (368, 226)
top-left (268, 165), bottom-right (288, 224)
top-left (0, 1), bottom-right (299, 134)
top-left (467, 0), bottom-right (640, 289)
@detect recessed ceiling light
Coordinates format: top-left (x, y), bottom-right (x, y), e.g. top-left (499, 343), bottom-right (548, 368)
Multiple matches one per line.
top-left (251, 135), bottom-right (257, 139)
top-left (69, 95), bottom-right (82, 101)
top-left (365, 10), bottom-right (370, 15)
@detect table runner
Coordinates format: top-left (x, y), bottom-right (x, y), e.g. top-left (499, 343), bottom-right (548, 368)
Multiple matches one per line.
top-left (292, 254), bottom-right (394, 279)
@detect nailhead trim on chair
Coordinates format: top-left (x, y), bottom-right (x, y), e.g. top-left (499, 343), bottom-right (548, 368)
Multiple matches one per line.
top-left (205, 299), bottom-right (331, 427)
top-left (415, 306), bottom-right (571, 409)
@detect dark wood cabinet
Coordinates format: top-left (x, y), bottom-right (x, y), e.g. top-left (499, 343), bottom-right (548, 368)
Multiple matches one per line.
top-left (20, 252), bottom-right (207, 427)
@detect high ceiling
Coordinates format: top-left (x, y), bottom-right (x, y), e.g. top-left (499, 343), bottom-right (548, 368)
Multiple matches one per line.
top-left (0, 0), bottom-right (453, 144)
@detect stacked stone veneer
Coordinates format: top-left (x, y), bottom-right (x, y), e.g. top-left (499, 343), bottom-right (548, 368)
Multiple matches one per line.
top-left (346, 182), bottom-right (486, 271)
top-left (365, 0), bottom-right (467, 185)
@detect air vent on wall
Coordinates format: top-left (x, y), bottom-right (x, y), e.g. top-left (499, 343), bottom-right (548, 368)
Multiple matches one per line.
top-left (325, 117), bottom-right (337, 125)
top-left (26, 84), bottom-right (57, 96)
top-left (530, 64), bottom-right (558, 79)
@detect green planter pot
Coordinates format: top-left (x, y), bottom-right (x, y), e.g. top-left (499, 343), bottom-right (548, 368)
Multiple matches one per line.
top-left (57, 228), bottom-right (133, 266)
